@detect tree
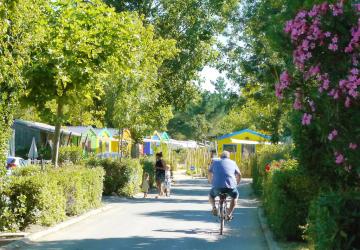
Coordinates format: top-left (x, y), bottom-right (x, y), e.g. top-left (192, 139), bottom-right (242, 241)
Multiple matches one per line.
top-left (22, 0), bottom-right (163, 166)
top-left (167, 77), bottom-right (238, 140)
top-left (104, 0), bottom-right (240, 109)
top-left (277, 1), bottom-right (360, 187)
top-left (216, 0), bottom-right (318, 142)
top-left (103, 27), bottom-right (177, 143)
top-left (0, 0), bottom-right (45, 173)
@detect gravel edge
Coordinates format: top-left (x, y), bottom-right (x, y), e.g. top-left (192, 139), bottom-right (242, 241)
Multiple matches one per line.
top-left (257, 206), bottom-right (281, 250)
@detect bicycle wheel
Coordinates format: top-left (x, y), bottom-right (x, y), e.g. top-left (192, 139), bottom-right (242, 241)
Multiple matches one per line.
top-left (219, 203), bottom-right (225, 235)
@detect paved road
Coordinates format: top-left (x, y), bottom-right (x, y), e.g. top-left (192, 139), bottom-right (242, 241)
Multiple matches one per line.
top-left (19, 174), bottom-right (268, 250)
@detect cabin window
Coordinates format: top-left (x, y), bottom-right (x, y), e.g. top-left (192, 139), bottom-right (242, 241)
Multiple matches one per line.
top-left (223, 144), bottom-right (237, 153)
top-left (242, 144), bottom-right (255, 159)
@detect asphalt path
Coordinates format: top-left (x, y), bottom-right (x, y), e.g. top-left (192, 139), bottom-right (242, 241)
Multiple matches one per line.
top-left (18, 174), bottom-right (268, 250)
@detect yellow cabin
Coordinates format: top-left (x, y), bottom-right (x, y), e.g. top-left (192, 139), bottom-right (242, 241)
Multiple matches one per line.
top-left (110, 129), bottom-right (132, 156)
top-left (217, 129), bottom-right (271, 166)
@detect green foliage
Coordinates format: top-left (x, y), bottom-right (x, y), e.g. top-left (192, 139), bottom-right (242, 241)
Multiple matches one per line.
top-left (0, 166), bottom-right (104, 231)
top-left (238, 158), bottom-right (252, 178)
top-left (104, 26), bottom-right (177, 141)
top-left (0, 0), bottom-right (46, 174)
top-left (251, 144), bottom-right (293, 195)
top-left (105, 0), bottom-right (240, 110)
top-left (141, 157), bottom-right (155, 188)
top-left (280, 1), bottom-right (360, 190)
top-left (168, 78), bottom-right (238, 140)
top-left (12, 165), bottom-right (43, 177)
top-left (58, 146), bottom-right (84, 166)
top-left (38, 145), bottom-right (52, 160)
top-left (307, 190), bottom-right (360, 250)
top-left (263, 159), bottom-right (318, 241)
top-left (94, 158), bottom-right (143, 197)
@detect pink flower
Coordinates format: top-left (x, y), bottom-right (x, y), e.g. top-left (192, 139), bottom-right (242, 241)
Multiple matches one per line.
top-left (308, 100), bottom-right (316, 112)
top-left (322, 79), bottom-right (330, 90)
top-left (355, 4), bottom-right (360, 12)
top-left (309, 65), bottom-right (320, 76)
top-left (320, 3), bottom-right (329, 12)
top-left (328, 129), bottom-right (338, 141)
top-left (324, 32), bottom-right (331, 37)
top-left (302, 113), bottom-right (312, 125)
top-left (335, 152), bottom-right (344, 164)
top-left (275, 71), bottom-right (292, 99)
top-left (329, 43), bottom-right (338, 51)
top-left (330, 2), bottom-right (344, 16)
top-left (349, 143), bottom-right (358, 150)
top-left (345, 45), bottom-right (353, 53)
top-left (351, 68), bottom-right (359, 75)
top-left (293, 100), bottom-right (302, 110)
top-left (345, 97), bottom-right (351, 107)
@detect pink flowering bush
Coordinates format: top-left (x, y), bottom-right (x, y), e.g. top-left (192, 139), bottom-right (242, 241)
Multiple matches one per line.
top-left (277, 0), bottom-right (359, 188)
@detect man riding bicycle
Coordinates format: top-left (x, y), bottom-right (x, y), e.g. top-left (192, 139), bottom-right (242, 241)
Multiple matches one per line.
top-left (208, 151), bottom-right (241, 220)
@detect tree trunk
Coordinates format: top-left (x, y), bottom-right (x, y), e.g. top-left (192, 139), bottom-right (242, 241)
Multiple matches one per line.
top-left (120, 128), bottom-right (124, 162)
top-left (52, 100), bottom-right (64, 167)
top-left (131, 142), bottom-right (139, 159)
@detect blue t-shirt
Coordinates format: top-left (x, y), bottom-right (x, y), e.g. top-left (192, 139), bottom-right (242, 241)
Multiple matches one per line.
top-left (209, 158), bottom-right (241, 188)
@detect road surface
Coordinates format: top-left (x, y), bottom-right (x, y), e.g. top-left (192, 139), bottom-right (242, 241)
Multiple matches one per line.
top-left (18, 174), bottom-right (268, 250)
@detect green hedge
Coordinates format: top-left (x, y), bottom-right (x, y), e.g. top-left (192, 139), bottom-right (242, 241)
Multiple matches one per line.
top-left (263, 159), bottom-right (318, 240)
top-left (93, 158), bottom-right (143, 197)
top-left (0, 166), bottom-right (104, 232)
top-left (58, 145), bottom-right (84, 166)
top-left (251, 144), bottom-right (293, 195)
top-left (307, 190), bottom-right (360, 250)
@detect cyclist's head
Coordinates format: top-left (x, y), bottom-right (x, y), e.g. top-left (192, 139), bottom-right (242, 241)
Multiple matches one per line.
top-left (220, 151), bottom-right (230, 159)
top-left (156, 152), bottom-right (163, 159)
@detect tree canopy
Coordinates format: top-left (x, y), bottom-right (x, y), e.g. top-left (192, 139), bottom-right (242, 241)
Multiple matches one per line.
top-left (0, 0), bottom-right (46, 172)
top-left (104, 0), bottom-right (240, 109)
top-left (21, 0), bottom-right (176, 165)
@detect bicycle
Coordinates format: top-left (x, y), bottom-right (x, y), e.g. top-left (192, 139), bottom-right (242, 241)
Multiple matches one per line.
top-left (217, 193), bottom-right (229, 235)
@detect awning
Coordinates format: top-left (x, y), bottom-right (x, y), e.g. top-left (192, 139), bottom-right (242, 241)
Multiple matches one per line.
top-left (230, 139), bottom-right (271, 145)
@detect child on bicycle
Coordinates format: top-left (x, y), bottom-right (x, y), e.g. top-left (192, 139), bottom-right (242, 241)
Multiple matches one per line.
top-left (142, 172), bottom-right (150, 198)
top-left (164, 164), bottom-right (171, 197)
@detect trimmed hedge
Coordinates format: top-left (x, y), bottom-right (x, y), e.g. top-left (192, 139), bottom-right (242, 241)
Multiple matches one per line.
top-left (92, 158), bottom-right (143, 197)
top-left (0, 166), bottom-right (104, 232)
top-left (58, 145), bottom-right (84, 166)
top-left (307, 190), bottom-right (360, 250)
top-left (251, 144), bottom-right (293, 195)
top-left (263, 159), bottom-right (318, 240)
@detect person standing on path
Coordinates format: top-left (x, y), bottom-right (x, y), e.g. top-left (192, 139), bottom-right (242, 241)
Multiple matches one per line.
top-left (155, 152), bottom-right (166, 198)
top-left (142, 172), bottom-right (150, 198)
top-left (208, 151), bottom-right (241, 220)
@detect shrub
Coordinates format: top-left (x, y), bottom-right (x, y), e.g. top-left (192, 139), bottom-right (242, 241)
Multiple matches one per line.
top-left (12, 165), bottom-right (43, 176)
top-left (58, 145), bottom-right (84, 165)
top-left (252, 144), bottom-right (293, 195)
top-left (0, 166), bottom-right (104, 231)
top-left (239, 158), bottom-right (252, 178)
top-left (96, 158), bottom-right (143, 197)
top-left (56, 166), bottom-right (104, 216)
top-left (263, 159), bottom-right (318, 241)
top-left (307, 190), bottom-right (360, 250)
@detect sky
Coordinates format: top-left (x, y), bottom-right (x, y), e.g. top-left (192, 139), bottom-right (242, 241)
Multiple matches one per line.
top-left (199, 66), bottom-right (222, 92)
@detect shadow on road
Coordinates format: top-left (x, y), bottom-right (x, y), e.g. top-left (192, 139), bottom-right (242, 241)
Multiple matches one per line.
top-left (22, 225), bottom-right (266, 250)
top-left (17, 177), bottom-right (267, 250)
